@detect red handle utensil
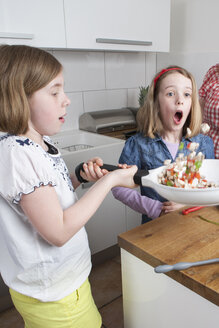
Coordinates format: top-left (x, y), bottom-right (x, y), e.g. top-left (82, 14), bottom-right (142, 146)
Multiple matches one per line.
top-left (182, 206), bottom-right (205, 215)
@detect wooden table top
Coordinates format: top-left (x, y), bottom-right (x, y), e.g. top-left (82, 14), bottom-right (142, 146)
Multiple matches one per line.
top-left (118, 206), bottom-right (219, 306)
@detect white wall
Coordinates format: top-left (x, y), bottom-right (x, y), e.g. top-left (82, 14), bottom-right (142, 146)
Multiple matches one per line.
top-left (157, 0), bottom-right (219, 87)
top-left (169, 0), bottom-right (219, 54)
top-left (157, 51), bottom-right (219, 89)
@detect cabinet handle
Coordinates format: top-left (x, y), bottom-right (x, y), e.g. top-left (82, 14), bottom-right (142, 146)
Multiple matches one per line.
top-left (0, 32), bottom-right (34, 40)
top-left (96, 38), bottom-right (152, 46)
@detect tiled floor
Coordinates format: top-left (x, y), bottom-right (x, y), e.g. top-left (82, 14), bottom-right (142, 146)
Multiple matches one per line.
top-left (90, 254), bottom-right (123, 328)
top-left (0, 254), bottom-right (123, 328)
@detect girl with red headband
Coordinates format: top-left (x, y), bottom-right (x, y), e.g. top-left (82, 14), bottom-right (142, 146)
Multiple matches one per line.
top-left (112, 66), bottom-right (215, 223)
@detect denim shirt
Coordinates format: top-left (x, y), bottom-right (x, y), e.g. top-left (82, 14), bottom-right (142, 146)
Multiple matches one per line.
top-left (119, 132), bottom-right (215, 223)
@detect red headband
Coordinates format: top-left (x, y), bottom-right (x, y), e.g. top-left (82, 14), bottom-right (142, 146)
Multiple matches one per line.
top-left (154, 67), bottom-right (181, 87)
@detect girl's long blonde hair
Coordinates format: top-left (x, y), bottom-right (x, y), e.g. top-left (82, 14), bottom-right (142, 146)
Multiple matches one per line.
top-left (137, 66), bottom-right (202, 138)
top-left (0, 45), bottom-right (62, 135)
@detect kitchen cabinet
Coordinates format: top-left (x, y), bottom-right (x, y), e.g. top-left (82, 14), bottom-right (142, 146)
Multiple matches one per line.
top-left (77, 185), bottom-right (126, 254)
top-left (64, 0), bottom-right (170, 52)
top-left (52, 129), bottom-right (142, 255)
top-left (126, 201), bottom-right (142, 231)
top-left (0, 0), bottom-right (170, 52)
top-left (0, 0), bottom-right (66, 48)
top-left (63, 142), bottom-right (126, 255)
top-left (118, 206), bottom-right (219, 328)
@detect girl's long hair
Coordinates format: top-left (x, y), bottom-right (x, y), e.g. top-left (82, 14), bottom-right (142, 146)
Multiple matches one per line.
top-left (0, 45), bottom-right (62, 134)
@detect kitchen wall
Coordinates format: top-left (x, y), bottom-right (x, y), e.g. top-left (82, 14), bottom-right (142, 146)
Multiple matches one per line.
top-left (157, 0), bottom-right (219, 88)
top-left (52, 50), bottom-right (157, 132)
top-left (51, 0), bottom-right (218, 134)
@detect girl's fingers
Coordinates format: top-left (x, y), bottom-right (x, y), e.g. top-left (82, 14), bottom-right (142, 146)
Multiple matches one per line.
top-left (162, 201), bottom-right (185, 213)
top-left (92, 163), bottom-right (105, 179)
top-left (88, 157), bottom-right (104, 167)
top-left (86, 162), bottom-right (97, 180)
top-left (82, 162), bottom-right (105, 181)
top-left (118, 163), bottom-right (130, 169)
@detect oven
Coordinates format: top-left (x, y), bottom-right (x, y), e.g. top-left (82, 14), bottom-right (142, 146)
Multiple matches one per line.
top-left (79, 107), bottom-right (138, 140)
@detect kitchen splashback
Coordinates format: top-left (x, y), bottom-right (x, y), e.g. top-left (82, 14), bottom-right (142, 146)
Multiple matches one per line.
top-left (52, 50), bottom-right (156, 132)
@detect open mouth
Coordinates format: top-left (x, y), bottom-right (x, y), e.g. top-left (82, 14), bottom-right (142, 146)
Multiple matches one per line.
top-left (59, 116), bottom-right (65, 123)
top-left (174, 111), bottom-right (183, 124)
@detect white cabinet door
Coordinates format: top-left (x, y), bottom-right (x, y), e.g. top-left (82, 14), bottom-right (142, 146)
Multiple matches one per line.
top-left (57, 132), bottom-right (127, 255)
top-left (64, 0), bottom-right (170, 52)
top-left (121, 250), bottom-right (219, 328)
top-left (126, 204), bottom-right (142, 231)
top-left (0, 0), bottom-right (66, 48)
top-left (77, 185), bottom-right (126, 254)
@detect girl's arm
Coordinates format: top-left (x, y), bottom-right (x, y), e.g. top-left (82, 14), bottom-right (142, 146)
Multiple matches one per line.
top-left (20, 166), bottom-right (137, 247)
top-left (112, 187), bottom-right (163, 219)
top-left (112, 187), bottom-right (186, 217)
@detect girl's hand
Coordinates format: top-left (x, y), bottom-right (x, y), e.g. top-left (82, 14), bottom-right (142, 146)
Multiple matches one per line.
top-left (80, 157), bottom-right (108, 182)
top-left (161, 201), bottom-right (185, 214)
top-left (117, 163), bottom-right (130, 169)
top-left (110, 165), bottom-right (138, 189)
top-left (81, 161), bottom-right (132, 182)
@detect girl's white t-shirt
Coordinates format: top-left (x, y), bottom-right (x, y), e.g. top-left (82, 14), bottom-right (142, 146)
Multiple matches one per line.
top-left (0, 134), bottom-right (91, 302)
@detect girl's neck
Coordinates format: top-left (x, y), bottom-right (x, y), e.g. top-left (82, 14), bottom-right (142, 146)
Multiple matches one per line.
top-left (161, 131), bottom-right (182, 144)
top-left (20, 129), bottom-right (48, 151)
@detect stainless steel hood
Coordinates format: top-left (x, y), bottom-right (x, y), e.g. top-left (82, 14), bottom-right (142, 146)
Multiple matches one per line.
top-left (79, 108), bottom-right (136, 133)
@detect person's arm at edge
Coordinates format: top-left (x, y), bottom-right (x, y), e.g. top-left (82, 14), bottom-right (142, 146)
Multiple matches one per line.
top-left (112, 186), bottom-right (162, 219)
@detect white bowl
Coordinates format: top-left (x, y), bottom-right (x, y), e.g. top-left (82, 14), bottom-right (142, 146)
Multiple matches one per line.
top-left (141, 159), bottom-right (219, 206)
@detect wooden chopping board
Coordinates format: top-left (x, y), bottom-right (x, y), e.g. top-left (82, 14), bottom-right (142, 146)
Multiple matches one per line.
top-left (118, 206), bottom-right (219, 306)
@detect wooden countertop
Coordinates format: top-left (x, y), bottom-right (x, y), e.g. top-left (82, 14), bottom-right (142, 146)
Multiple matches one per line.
top-left (118, 206), bottom-right (219, 307)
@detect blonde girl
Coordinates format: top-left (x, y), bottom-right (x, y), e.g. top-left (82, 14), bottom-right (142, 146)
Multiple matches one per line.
top-left (112, 66), bottom-right (214, 223)
top-left (0, 44), bottom-right (137, 328)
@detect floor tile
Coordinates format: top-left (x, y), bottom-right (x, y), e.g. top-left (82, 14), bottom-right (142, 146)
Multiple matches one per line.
top-left (0, 307), bottom-right (24, 328)
top-left (112, 254), bottom-right (121, 265)
top-left (99, 296), bottom-right (124, 328)
top-left (90, 256), bottom-right (122, 308)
